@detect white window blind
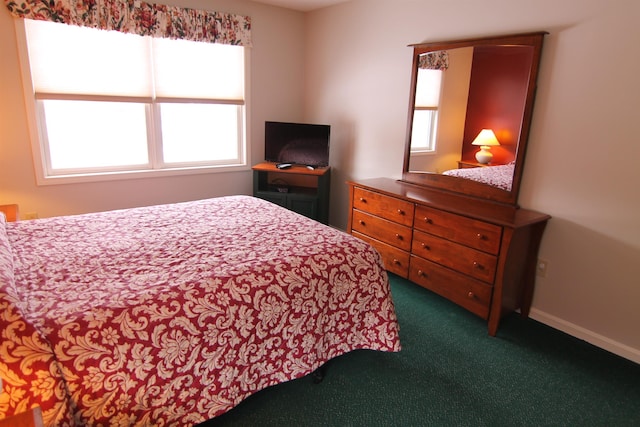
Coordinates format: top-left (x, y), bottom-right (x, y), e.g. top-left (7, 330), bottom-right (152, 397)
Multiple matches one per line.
top-left (414, 68), bottom-right (442, 108)
top-left (26, 20), bottom-right (153, 98)
top-left (152, 38), bottom-right (245, 101)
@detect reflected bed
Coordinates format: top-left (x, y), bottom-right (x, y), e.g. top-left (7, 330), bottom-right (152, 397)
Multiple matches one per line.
top-left (443, 162), bottom-right (514, 191)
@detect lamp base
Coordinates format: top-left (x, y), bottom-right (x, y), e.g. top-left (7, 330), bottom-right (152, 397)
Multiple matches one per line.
top-left (475, 146), bottom-right (493, 164)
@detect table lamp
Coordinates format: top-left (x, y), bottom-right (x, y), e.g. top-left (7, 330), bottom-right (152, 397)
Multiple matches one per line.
top-left (471, 129), bottom-right (500, 164)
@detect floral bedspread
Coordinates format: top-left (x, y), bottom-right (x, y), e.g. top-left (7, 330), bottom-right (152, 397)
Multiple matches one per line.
top-left (0, 196), bottom-right (401, 426)
top-left (443, 162), bottom-right (515, 191)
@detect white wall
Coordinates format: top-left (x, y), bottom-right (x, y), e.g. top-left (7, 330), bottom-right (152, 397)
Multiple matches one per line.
top-left (0, 0), bottom-right (307, 217)
top-left (305, 0), bottom-right (640, 362)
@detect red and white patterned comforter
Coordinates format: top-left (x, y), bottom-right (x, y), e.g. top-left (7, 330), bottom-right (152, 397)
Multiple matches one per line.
top-left (443, 162), bottom-right (514, 191)
top-left (0, 196), bottom-right (401, 426)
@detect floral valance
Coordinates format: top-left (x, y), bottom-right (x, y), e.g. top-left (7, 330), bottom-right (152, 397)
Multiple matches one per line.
top-left (4, 0), bottom-right (252, 46)
top-left (419, 51), bottom-right (449, 70)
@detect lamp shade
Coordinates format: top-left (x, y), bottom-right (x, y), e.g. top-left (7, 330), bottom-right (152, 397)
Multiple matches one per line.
top-left (471, 129), bottom-right (500, 164)
top-left (471, 129), bottom-right (500, 147)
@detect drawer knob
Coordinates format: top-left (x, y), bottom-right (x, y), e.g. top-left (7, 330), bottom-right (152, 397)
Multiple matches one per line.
top-left (417, 270), bottom-right (427, 278)
top-left (473, 261), bottom-right (483, 270)
top-left (397, 209), bottom-right (405, 215)
top-left (421, 243), bottom-right (430, 250)
top-left (477, 233), bottom-right (485, 240)
top-left (393, 259), bottom-right (401, 265)
top-left (468, 291), bottom-right (475, 299)
top-left (359, 220), bottom-right (365, 225)
top-left (395, 233), bottom-right (403, 240)
top-left (359, 197), bottom-right (367, 203)
top-left (424, 217), bottom-right (433, 224)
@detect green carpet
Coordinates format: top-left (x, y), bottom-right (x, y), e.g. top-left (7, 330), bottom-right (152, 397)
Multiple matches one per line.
top-left (202, 274), bottom-right (640, 426)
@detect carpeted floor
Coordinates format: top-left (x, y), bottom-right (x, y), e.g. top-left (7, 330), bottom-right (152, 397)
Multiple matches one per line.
top-left (203, 273), bottom-right (640, 426)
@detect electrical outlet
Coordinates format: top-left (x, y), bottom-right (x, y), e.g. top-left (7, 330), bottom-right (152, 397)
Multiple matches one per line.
top-left (24, 212), bottom-right (39, 220)
top-left (536, 259), bottom-right (548, 278)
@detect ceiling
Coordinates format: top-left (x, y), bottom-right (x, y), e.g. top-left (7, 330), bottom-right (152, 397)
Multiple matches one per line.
top-left (251, 0), bottom-right (349, 11)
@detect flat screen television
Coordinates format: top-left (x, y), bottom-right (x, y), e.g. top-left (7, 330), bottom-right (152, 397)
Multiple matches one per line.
top-left (264, 121), bottom-right (330, 167)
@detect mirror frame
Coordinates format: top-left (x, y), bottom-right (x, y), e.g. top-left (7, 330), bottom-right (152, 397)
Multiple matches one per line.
top-left (402, 32), bottom-right (547, 207)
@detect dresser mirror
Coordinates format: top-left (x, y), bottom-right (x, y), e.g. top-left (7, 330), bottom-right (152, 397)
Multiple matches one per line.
top-left (402, 32), bottom-right (546, 207)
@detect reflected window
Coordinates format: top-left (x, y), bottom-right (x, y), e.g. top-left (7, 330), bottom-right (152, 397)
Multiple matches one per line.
top-left (411, 69), bottom-right (442, 153)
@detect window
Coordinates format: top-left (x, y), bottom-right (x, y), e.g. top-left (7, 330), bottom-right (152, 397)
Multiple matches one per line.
top-left (17, 19), bottom-right (248, 184)
top-left (410, 68), bottom-right (443, 153)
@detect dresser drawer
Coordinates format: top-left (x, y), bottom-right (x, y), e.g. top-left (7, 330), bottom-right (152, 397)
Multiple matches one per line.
top-left (409, 255), bottom-right (492, 319)
top-left (353, 187), bottom-right (414, 227)
top-left (352, 231), bottom-right (410, 278)
top-left (414, 205), bottom-right (502, 254)
top-left (412, 230), bottom-right (497, 283)
top-left (352, 210), bottom-right (412, 251)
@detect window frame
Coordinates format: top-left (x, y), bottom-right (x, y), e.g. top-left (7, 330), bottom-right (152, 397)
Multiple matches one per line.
top-left (15, 20), bottom-right (251, 186)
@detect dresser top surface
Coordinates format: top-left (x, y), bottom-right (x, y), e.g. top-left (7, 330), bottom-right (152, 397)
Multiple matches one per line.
top-left (348, 178), bottom-right (550, 228)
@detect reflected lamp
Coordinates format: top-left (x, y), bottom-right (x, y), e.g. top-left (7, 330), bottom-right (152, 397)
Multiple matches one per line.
top-left (471, 129), bottom-right (500, 164)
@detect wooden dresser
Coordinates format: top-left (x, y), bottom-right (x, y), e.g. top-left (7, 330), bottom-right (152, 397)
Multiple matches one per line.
top-left (347, 178), bottom-right (550, 336)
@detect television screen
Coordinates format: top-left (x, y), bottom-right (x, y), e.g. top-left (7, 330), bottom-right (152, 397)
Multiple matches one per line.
top-left (265, 121), bottom-right (330, 167)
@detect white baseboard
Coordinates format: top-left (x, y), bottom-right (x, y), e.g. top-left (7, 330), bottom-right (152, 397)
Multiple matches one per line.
top-left (529, 308), bottom-right (640, 365)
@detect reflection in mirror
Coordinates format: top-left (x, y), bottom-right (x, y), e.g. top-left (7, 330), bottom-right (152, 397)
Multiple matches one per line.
top-left (409, 51), bottom-right (447, 155)
top-left (410, 69), bottom-right (441, 154)
top-left (402, 32), bottom-right (546, 206)
top-left (409, 48), bottom-right (472, 174)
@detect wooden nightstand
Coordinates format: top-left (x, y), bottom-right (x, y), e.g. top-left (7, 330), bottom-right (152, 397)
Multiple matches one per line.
top-left (252, 163), bottom-right (331, 224)
top-left (0, 407), bottom-right (44, 427)
top-left (457, 161), bottom-right (490, 169)
top-left (0, 204), bottom-right (19, 222)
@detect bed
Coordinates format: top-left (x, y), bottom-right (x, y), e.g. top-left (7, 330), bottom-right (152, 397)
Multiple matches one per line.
top-left (0, 196), bottom-right (401, 426)
top-left (442, 162), bottom-right (515, 191)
